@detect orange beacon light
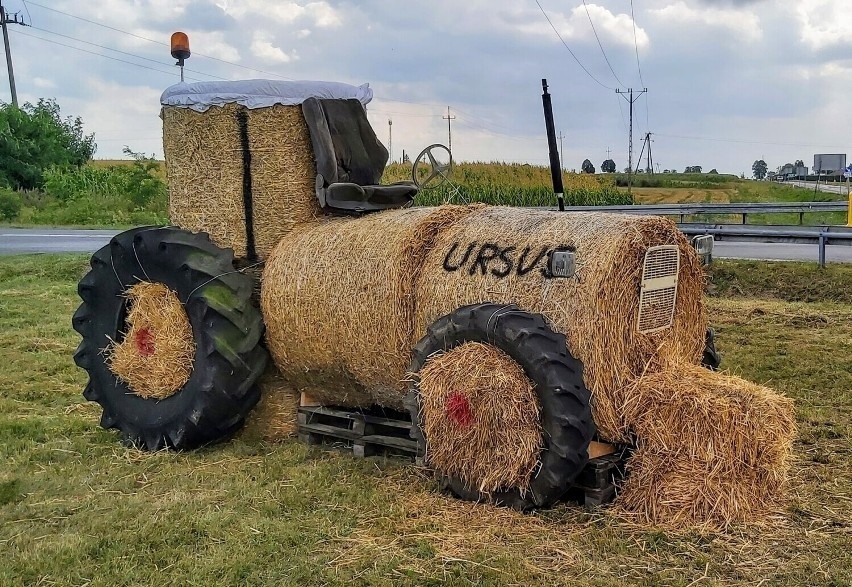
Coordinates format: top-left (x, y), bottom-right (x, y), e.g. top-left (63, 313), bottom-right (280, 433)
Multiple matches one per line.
top-left (171, 32), bottom-right (190, 81)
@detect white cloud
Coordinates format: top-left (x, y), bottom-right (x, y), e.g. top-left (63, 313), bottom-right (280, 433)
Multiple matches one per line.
top-left (215, 0), bottom-right (341, 28)
top-left (797, 0), bottom-right (852, 49)
top-left (250, 32), bottom-right (296, 63)
top-left (183, 30), bottom-right (240, 62)
top-left (512, 4), bottom-right (648, 50)
top-left (32, 77), bottom-right (56, 89)
top-left (297, 29), bottom-right (312, 38)
top-left (650, 1), bottom-right (763, 42)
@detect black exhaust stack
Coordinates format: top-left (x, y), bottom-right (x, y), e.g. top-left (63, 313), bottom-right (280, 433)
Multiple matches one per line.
top-left (541, 79), bottom-right (565, 212)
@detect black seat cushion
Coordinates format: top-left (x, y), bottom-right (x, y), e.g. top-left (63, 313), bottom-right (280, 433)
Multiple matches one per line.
top-left (302, 97), bottom-right (417, 213)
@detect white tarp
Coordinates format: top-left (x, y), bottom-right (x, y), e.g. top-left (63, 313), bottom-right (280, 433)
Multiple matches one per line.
top-left (160, 79), bottom-right (373, 111)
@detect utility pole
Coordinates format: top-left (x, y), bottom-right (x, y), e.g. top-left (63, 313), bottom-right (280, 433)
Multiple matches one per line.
top-left (645, 132), bottom-right (654, 174)
top-left (558, 131), bottom-right (565, 171)
top-left (442, 106), bottom-right (455, 154)
top-left (1, 1), bottom-right (25, 108)
top-left (388, 118), bottom-right (392, 164)
top-left (606, 147), bottom-right (612, 160)
top-left (615, 88), bottom-right (647, 196)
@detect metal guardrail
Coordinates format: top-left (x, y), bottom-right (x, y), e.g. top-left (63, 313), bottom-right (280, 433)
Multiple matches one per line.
top-left (550, 201), bottom-right (848, 224)
top-left (678, 224), bottom-right (852, 267)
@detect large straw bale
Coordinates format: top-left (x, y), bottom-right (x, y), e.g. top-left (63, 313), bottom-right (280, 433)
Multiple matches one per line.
top-left (106, 281), bottom-right (195, 400)
top-left (616, 364), bottom-right (796, 529)
top-left (241, 364), bottom-right (301, 442)
top-left (163, 103), bottom-right (247, 255)
top-left (417, 342), bottom-right (542, 494)
top-left (261, 205), bottom-right (477, 408)
top-left (414, 207), bottom-right (706, 442)
top-left (163, 103), bottom-right (321, 259)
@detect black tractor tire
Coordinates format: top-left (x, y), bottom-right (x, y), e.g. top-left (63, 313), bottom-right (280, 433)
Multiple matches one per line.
top-left (405, 303), bottom-right (595, 510)
top-left (72, 226), bottom-right (268, 451)
top-left (701, 328), bottom-right (721, 371)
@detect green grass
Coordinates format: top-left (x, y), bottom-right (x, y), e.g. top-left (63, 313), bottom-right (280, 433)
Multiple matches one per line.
top-left (1, 255), bottom-right (851, 585)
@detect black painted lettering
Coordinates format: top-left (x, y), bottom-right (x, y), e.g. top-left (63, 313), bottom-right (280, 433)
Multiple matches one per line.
top-left (470, 244), bottom-right (500, 276)
top-left (491, 246), bottom-right (516, 278)
top-left (517, 246), bottom-right (548, 276)
top-left (443, 242), bottom-right (477, 272)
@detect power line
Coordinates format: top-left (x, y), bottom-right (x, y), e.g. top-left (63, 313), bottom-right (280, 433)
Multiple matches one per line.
top-left (533, 0), bottom-right (615, 91)
top-left (582, 0), bottom-right (625, 88)
top-left (10, 28), bottom-right (206, 81)
top-left (629, 0), bottom-right (645, 87)
top-left (25, 0), bottom-right (295, 80)
top-left (27, 24), bottom-right (227, 80)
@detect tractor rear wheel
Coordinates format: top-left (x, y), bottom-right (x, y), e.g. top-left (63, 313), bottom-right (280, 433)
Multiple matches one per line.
top-left (72, 227), bottom-right (267, 450)
top-left (405, 303), bottom-right (595, 510)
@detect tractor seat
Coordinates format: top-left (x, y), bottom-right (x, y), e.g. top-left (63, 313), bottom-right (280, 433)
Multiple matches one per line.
top-left (302, 97), bottom-right (418, 213)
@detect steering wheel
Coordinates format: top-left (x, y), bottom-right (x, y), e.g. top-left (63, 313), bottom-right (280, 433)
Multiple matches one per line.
top-left (412, 144), bottom-right (453, 189)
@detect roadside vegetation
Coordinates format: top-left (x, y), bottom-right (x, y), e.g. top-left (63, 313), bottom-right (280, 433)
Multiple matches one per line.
top-left (0, 255), bottom-right (849, 585)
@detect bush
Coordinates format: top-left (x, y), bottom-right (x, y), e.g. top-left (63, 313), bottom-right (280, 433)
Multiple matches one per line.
top-left (0, 188), bottom-right (22, 220)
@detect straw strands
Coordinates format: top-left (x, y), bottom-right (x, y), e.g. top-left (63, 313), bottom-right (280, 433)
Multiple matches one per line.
top-left (415, 207), bottom-right (706, 443)
top-left (417, 342), bottom-right (542, 494)
top-left (616, 364), bottom-right (796, 529)
top-left (163, 103), bottom-right (321, 259)
top-left (261, 205), bottom-right (476, 408)
top-left (240, 365), bottom-right (301, 441)
top-left (105, 281), bottom-right (195, 400)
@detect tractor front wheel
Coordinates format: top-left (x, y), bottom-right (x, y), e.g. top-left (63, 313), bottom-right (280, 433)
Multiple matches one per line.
top-left (405, 303), bottom-right (595, 510)
top-left (72, 227), bottom-right (267, 450)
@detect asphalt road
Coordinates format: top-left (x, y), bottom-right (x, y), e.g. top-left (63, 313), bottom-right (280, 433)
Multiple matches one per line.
top-left (786, 180), bottom-right (851, 196)
top-left (2, 227), bottom-right (851, 263)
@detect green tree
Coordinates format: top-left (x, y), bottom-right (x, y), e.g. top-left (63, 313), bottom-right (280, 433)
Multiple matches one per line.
top-left (752, 159), bottom-right (768, 180)
top-left (581, 159), bottom-right (595, 174)
top-left (0, 99), bottom-right (96, 190)
top-left (601, 159), bottom-right (616, 173)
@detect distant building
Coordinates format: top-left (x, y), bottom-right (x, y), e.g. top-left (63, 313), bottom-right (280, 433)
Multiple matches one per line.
top-left (776, 163), bottom-right (808, 179)
top-left (813, 154), bottom-right (846, 174)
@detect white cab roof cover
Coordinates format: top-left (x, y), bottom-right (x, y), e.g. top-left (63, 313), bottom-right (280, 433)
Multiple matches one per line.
top-left (160, 79), bottom-right (373, 111)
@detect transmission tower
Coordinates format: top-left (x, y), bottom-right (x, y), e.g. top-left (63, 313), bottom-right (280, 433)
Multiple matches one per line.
top-left (615, 88), bottom-right (647, 195)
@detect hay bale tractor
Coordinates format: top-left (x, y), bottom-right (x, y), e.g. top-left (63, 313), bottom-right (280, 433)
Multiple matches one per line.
top-left (72, 78), bottom-right (795, 527)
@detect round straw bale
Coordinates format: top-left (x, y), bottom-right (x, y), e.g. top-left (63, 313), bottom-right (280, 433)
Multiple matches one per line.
top-left (106, 281), bottom-right (195, 400)
top-left (417, 342), bottom-right (542, 494)
top-left (414, 207), bottom-right (706, 443)
top-left (261, 205), bottom-right (477, 408)
top-left (616, 363), bottom-right (796, 529)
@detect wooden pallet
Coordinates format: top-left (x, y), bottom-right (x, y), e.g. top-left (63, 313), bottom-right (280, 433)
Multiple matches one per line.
top-left (297, 406), bottom-right (421, 458)
top-left (296, 406), bottom-right (624, 507)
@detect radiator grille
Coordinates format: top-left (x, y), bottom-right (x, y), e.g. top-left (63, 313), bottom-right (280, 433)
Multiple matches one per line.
top-left (637, 245), bottom-right (680, 334)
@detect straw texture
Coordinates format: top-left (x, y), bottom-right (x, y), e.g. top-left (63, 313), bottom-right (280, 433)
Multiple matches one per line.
top-left (163, 103), bottom-right (321, 259)
top-left (240, 364), bottom-right (301, 441)
top-left (616, 364), bottom-right (796, 529)
top-left (106, 281), bottom-right (195, 400)
top-left (415, 207), bottom-right (706, 443)
top-left (261, 205), bottom-right (476, 408)
top-left (417, 342), bottom-right (542, 494)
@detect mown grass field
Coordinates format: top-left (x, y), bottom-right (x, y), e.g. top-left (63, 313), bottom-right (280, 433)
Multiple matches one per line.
top-left (1, 255), bottom-right (850, 586)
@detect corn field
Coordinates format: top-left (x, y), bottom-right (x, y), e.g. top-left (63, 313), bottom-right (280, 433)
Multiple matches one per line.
top-left (382, 162), bottom-right (630, 207)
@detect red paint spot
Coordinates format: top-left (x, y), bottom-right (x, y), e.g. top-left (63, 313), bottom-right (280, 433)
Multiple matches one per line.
top-left (134, 327), bottom-right (155, 356)
top-left (445, 392), bottom-right (474, 428)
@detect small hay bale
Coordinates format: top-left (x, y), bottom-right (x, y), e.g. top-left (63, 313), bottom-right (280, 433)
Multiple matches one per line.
top-left (261, 205), bottom-right (477, 408)
top-left (240, 364), bottom-right (301, 442)
top-left (417, 342), bottom-right (542, 494)
top-left (106, 281), bottom-right (195, 400)
top-left (616, 363), bottom-right (796, 529)
top-left (414, 207), bottom-right (706, 443)
top-left (163, 103), bottom-right (321, 259)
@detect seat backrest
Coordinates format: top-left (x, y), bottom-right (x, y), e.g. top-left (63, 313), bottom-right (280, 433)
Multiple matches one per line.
top-left (302, 97), bottom-right (388, 186)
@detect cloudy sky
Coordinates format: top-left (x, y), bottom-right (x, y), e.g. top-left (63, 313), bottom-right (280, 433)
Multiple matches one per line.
top-left (4, 0), bottom-right (850, 174)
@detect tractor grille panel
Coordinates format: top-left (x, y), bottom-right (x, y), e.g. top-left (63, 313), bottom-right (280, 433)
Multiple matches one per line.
top-left (637, 245), bottom-right (680, 334)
